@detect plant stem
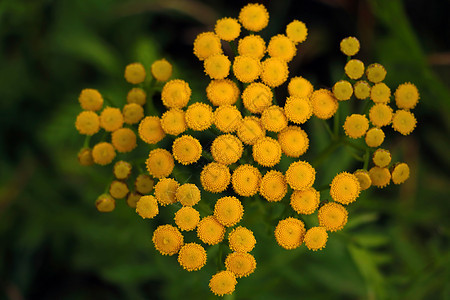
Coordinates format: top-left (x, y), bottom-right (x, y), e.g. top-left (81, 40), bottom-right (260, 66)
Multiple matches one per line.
top-left (83, 135), bottom-right (91, 148)
top-left (311, 140), bottom-right (342, 167)
top-left (333, 106), bottom-right (340, 137)
top-left (363, 149), bottom-right (370, 170)
top-left (322, 120), bottom-right (334, 139)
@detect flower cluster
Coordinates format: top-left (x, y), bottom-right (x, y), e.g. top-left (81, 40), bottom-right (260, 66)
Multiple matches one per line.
top-left (74, 3), bottom-right (416, 296)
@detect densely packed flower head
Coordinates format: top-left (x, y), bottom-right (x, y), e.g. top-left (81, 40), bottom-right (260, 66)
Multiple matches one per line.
top-left (74, 3), bottom-right (418, 296)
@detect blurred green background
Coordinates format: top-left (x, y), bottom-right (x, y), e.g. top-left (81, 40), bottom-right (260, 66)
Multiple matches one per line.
top-left (0, 0), bottom-right (449, 299)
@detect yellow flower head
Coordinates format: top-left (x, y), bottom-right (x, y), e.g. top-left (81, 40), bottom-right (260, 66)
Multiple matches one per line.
top-left (345, 59), bottom-right (365, 80)
top-left (161, 79), bottom-right (191, 109)
top-left (214, 196), bottom-right (244, 227)
top-left (176, 183), bottom-right (201, 207)
top-left (151, 59), bottom-right (172, 82)
top-left (75, 111), bottom-right (100, 135)
top-left (112, 128), bottom-right (137, 153)
top-left (232, 55), bottom-right (261, 83)
top-left (366, 63), bottom-right (387, 83)
top-left (274, 217), bottom-right (306, 250)
top-left (268, 34), bottom-right (296, 62)
top-left (236, 116), bottom-right (266, 145)
top-left (343, 114), bottom-right (369, 139)
top-left (79, 89), bottom-right (103, 111)
top-left (370, 83), bottom-right (391, 104)
top-left (78, 148), bottom-right (94, 166)
top-left (146, 148), bottom-right (174, 178)
top-left (369, 103), bottom-right (393, 127)
top-left (333, 80), bottom-right (353, 101)
top-left (285, 161), bottom-right (316, 190)
top-left (340, 36), bottom-right (360, 56)
top-left (252, 137), bottom-right (282, 167)
top-left (365, 127), bottom-right (385, 148)
top-left (95, 194), bottom-right (115, 212)
top-left (238, 3), bottom-right (269, 32)
top-left (290, 187), bottom-right (320, 215)
top-left (197, 215), bottom-right (225, 245)
top-left (392, 109), bottom-right (417, 135)
top-left (391, 162), bottom-right (410, 185)
top-left (177, 243), bottom-right (207, 271)
top-left (261, 105), bottom-right (288, 132)
top-left (100, 107), bottom-right (123, 132)
top-left (354, 80), bottom-right (371, 100)
top-left (193, 32), bottom-right (223, 61)
top-left (154, 177), bottom-right (179, 205)
top-left (135, 174), bottom-right (154, 195)
top-left (284, 96), bottom-right (313, 124)
top-left (152, 224), bottom-right (184, 256)
top-left (304, 227), bottom-right (328, 251)
top-left (215, 17), bottom-right (241, 41)
top-left (124, 62), bottom-right (146, 84)
top-left (286, 20), bottom-right (308, 44)
top-left (278, 126), bottom-right (309, 158)
top-left (228, 226), bottom-right (256, 252)
top-left (185, 102), bottom-right (214, 131)
top-left (136, 195), bottom-right (159, 219)
top-left (138, 116), bottom-right (166, 144)
top-left (172, 135), bottom-right (202, 165)
top-left (206, 79), bottom-right (239, 106)
top-left (211, 134), bottom-right (243, 165)
top-left (225, 252), bottom-right (256, 278)
top-left (126, 192), bottom-right (142, 208)
top-left (395, 82), bottom-right (419, 109)
top-left (214, 105), bottom-right (242, 133)
top-left (109, 180), bottom-right (129, 199)
top-left (113, 161), bottom-right (132, 180)
top-left (288, 76), bottom-right (313, 99)
top-left (232, 164), bottom-right (261, 197)
top-left (318, 202), bottom-right (348, 232)
top-left (261, 57), bottom-right (289, 88)
top-left (242, 82), bottom-right (273, 114)
top-left (238, 34), bottom-right (266, 59)
top-left (330, 172), bottom-right (361, 205)
top-left (123, 103), bottom-right (144, 125)
top-left (161, 109), bottom-right (187, 136)
top-left (92, 142), bottom-right (116, 165)
top-left (311, 89), bottom-right (339, 120)
top-left (200, 162), bottom-right (231, 193)
top-left (369, 166), bottom-right (391, 188)
top-left (259, 170), bottom-right (287, 202)
top-left (174, 207), bottom-right (200, 231)
top-left (209, 270), bottom-right (237, 297)
top-left (127, 88), bottom-right (146, 105)
top-left (353, 169), bottom-right (372, 190)
top-left (204, 54), bottom-right (231, 80)
top-left (373, 148), bottom-right (391, 168)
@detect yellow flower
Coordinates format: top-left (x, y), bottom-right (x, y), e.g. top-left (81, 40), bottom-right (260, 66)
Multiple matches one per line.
top-left (200, 162), bottom-right (231, 193)
top-left (290, 187), bottom-right (320, 215)
top-left (353, 81), bottom-right (371, 100)
top-left (278, 125), bottom-right (309, 157)
top-left (193, 32), bottom-right (222, 61)
top-left (261, 57), bottom-right (289, 88)
top-left (225, 252), bottom-right (256, 278)
top-left (274, 217), bottom-right (306, 250)
top-left (154, 177), bottom-right (179, 205)
top-left (318, 202), bottom-right (348, 231)
top-left (176, 183), bottom-right (201, 207)
top-left (206, 79), bottom-right (239, 106)
top-left (151, 59), bottom-right (172, 82)
top-left (124, 62), bottom-right (146, 84)
top-left (100, 107), bottom-right (123, 132)
top-left (232, 164), bottom-right (261, 197)
top-left (392, 109), bottom-right (417, 135)
top-left (135, 174), bottom-right (154, 195)
top-left (111, 128), bottom-right (137, 153)
top-left (174, 207), bottom-right (200, 231)
top-left (267, 34), bottom-right (296, 62)
top-left (288, 76), bottom-right (313, 99)
top-left (152, 224), bottom-right (184, 256)
top-left (228, 226), bottom-right (256, 252)
top-left (126, 192), bottom-right (142, 208)
top-left (232, 55), bottom-right (261, 83)
top-left (177, 243), bottom-right (207, 271)
top-left (304, 227), bottom-right (328, 251)
top-left (242, 82), bottom-right (273, 114)
top-left (238, 34), bottom-right (266, 59)
top-left (366, 63), bottom-right (387, 83)
top-left (238, 3), bottom-right (269, 32)
top-left (369, 103), bottom-right (393, 127)
top-left (345, 59), bottom-right (365, 80)
top-left (146, 148), bottom-right (174, 178)
top-left (391, 162), bottom-right (410, 185)
top-left (211, 134), bottom-right (243, 165)
top-left (286, 20), bottom-right (308, 44)
top-left (197, 215), bottom-right (225, 245)
top-left (75, 111), bottom-right (100, 135)
top-left (135, 195), bottom-right (159, 219)
top-left (215, 17), bottom-right (241, 41)
top-left (161, 79), bottom-right (191, 109)
top-left (373, 148), bottom-right (391, 168)
top-left (127, 88), bottom-right (146, 105)
top-left (343, 114), bottom-right (369, 138)
top-left (92, 142), bottom-right (116, 165)
top-left (79, 89), bottom-right (103, 111)
top-left (370, 83), bottom-right (391, 104)
top-left (214, 105), bottom-right (242, 133)
top-left (330, 172), bottom-right (361, 205)
top-left (185, 102), bottom-right (214, 131)
top-left (252, 137), bottom-right (282, 167)
top-left (209, 270), bottom-right (237, 297)
top-left (95, 194), bottom-right (115, 212)
top-left (369, 166), bottom-right (391, 188)
top-left (204, 54), bottom-right (231, 79)
top-left (311, 89), bottom-right (339, 120)
top-left (285, 161), bottom-right (316, 190)
top-left (259, 170), bottom-right (287, 202)
top-left (109, 180), bottom-right (129, 199)
top-left (113, 161), bottom-right (132, 180)
top-left (172, 135), bottom-right (202, 165)
top-left (353, 169), bottom-right (372, 190)
top-left (333, 80), bottom-right (353, 101)
top-left (123, 103), bottom-right (144, 124)
top-left (261, 105), bottom-right (288, 132)
top-left (365, 127), bottom-right (385, 148)
top-left (78, 148), bottom-right (94, 166)
top-left (236, 116), bottom-right (266, 145)
top-left (395, 82), bottom-right (419, 109)
top-left (340, 36), bottom-right (360, 56)
top-left (161, 109), bottom-right (187, 136)
top-left (214, 196), bottom-right (244, 227)
top-left (138, 116), bottom-right (166, 144)
top-left (284, 96), bottom-right (313, 124)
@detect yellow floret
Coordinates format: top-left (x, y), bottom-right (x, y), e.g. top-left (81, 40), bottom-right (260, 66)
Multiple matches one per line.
top-left (373, 148), bottom-right (391, 168)
top-left (206, 79), bottom-right (239, 106)
top-left (354, 81), bottom-right (371, 100)
top-left (290, 187), bottom-right (320, 215)
top-left (238, 34), bottom-right (266, 59)
top-left (232, 55), bottom-right (261, 83)
top-left (261, 57), bottom-right (289, 87)
top-left (127, 88), bottom-right (146, 105)
top-left (288, 76), bottom-right (313, 99)
top-left (178, 243), bottom-right (207, 271)
top-left (95, 194), bottom-right (115, 212)
top-left (126, 192), bottom-right (141, 208)
top-left (277, 126), bottom-right (309, 157)
top-left (215, 17), bottom-right (241, 41)
top-left (152, 224), bottom-right (184, 256)
top-left (391, 163), bottom-right (410, 185)
top-left (370, 83), bottom-right (391, 104)
top-left (369, 166), bottom-right (391, 188)
top-left (172, 135), bottom-right (202, 165)
top-left (193, 32), bottom-right (223, 61)
top-left (214, 196), bottom-right (244, 227)
top-left (124, 62), bottom-right (146, 84)
top-left (333, 80), bottom-right (353, 101)
top-left (345, 59), bottom-right (365, 80)
top-left (100, 107), bottom-right (123, 132)
top-left (113, 160), bottom-right (132, 180)
top-left (261, 105), bottom-right (288, 132)
top-left (285, 161), bottom-right (316, 190)
top-left (284, 96), bottom-right (313, 124)
top-left (161, 109), bottom-right (187, 136)
top-left (267, 34), bottom-right (296, 62)
top-left (318, 202), bottom-right (348, 231)
top-left (392, 109), bottom-right (417, 135)
top-left (79, 89), bottom-right (103, 111)
top-left (161, 79), bottom-right (191, 109)
top-left (304, 227), bottom-right (328, 251)
top-left (123, 103), bottom-right (144, 124)
top-left (154, 177), bottom-right (179, 205)
top-left (78, 148), bottom-right (94, 166)
top-left (214, 105), bottom-right (242, 133)
top-left (209, 271), bottom-right (237, 297)
top-left (242, 82), bottom-right (273, 114)
top-left (340, 36), bottom-right (360, 56)
top-left (92, 142), bottom-right (116, 165)
top-left (343, 114), bottom-right (369, 138)
top-left (136, 195), bottom-right (159, 219)
top-left (197, 216), bottom-right (226, 245)
top-left (174, 207), bottom-right (200, 231)
top-left (365, 127), bottom-right (385, 148)
top-left (286, 20), bottom-right (308, 44)
top-left (252, 137), bottom-right (282, 167)
top-left (200, 162), bottom-right (231, 193)
top-left (138, 116), bottom-right (166, 144)
top-left (274, 217), bottom-right (306, 250)
top-left (146, 148), bottom-right (174, 178)
top-left (185, 102), bottom-right (214, 131)
top-left (238, 3), bottom-right (269, 32)
top-left (330, 172), bottom-right (361, 205)
top-left (204, 54), bottom-right (231, 79)
top-left (395, 82), bottom-right (419, 109)
top-left (135, 174), bottom-right (154, 195)
top-left (369, 103), bottom-right (393, 127)
top-left (259, 170), bottom-right (287, 202)
top-left (311, 89), bottom-right (339, 119)
top-left (366, 63), bottom-right (387, 83)
top-left (236, 116), bottom-right (265, 145)
top-left (211, 134), bottom-right (243, 165)
top-left (354, 169), bottom-right (372, 190)
top-left (228, 226), bottom-right (256, 252)
top-left (109, 180), bottom-right (129, 199)
top-left (176, 183), bottom-right (201, 207)
top-left (75, 111), bottom-right (100, 135)
top-left (151, 59), bottom-right (172, 82)
top-left (112, 128), bottom-right (137, 153)
top-left (225, 252), bottom-right (256, 278)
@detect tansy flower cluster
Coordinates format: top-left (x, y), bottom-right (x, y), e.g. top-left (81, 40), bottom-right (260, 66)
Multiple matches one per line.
top-left (74, 3), bottom-right (416, 296)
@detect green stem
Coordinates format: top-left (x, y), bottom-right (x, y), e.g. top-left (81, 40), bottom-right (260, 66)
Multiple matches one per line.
top-left (322, 120), bottom-right (334, 139)
top-left (363, 149), bottom-right (370, 170)
top-left (83, 135), bottom-right (91, 148)
top-left (342, 138), bottom-right (367, 152)
top-left (333, 106), bottom-right (340, 137)
top-left (145, 77), bottom-right (157, 115)
top-left (311, 140), bottom-right (342, 167)
top-left (317, 184), bottom-right (330, 191)
top-left (104, 96), bottom-right (117, 107)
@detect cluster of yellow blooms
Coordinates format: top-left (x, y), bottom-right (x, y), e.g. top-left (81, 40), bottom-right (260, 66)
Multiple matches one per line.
top-left (74, 3), bottom-right (416, 296)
